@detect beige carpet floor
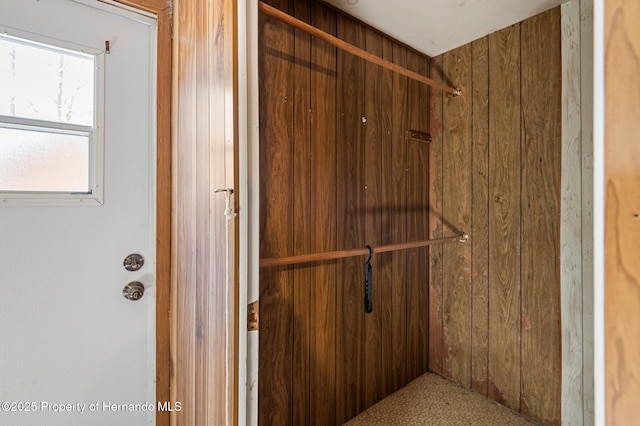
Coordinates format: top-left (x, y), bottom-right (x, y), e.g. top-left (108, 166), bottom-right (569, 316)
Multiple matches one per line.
top-left (344, 373), bottom-right (535, 426)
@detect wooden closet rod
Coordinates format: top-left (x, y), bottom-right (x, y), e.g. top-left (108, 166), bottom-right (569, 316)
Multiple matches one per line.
top-left (260, 233), bottom-right (468, 268)
top-left (259, 1), bottom-right (461, 97)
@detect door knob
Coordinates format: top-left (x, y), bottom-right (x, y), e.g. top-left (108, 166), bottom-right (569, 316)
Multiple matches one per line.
top-left (123, 281), bottom-right (145, 301)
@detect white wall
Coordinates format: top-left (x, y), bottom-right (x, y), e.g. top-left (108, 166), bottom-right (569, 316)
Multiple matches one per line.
top-left (591, 0), bottom-right (605, 423)
top-left (238, 0), bottom-right (260, 425)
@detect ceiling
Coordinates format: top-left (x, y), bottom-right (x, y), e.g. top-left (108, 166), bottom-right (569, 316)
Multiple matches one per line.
top-left (323, 0), bottom-right (567, 57)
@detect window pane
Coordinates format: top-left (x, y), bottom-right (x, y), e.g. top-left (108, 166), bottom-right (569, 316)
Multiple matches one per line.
top-left (0, 127), bottom-right (89, 193)
top-left (0, 35), bottom-right (94, 126)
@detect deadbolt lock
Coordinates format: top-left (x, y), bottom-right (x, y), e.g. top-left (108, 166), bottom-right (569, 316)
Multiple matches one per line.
top-left (123, 281), bottom-right (145, 301)
top-left (123, 253), bottom-right (144, 271)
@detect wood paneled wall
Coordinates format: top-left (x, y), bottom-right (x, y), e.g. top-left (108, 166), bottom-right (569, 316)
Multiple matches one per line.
top-left (258, 0), bottom-right (431, 423)
top-left (604, 0), bottom-right (640, 424)
top-left (429, 8), bottom-right (562, 425)
top-left (260, 2), bottom-right (562, 425)
top-left (172, 0), bottom-right (238, 424)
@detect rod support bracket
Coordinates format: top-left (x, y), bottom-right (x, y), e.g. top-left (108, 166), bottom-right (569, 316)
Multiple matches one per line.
top-left (458, 233), bottom-right (469, 243)
top-left (452, 88), bottom-right (462, 97)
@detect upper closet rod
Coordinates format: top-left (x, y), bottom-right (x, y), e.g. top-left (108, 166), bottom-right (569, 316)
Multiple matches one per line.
top-left (259, 1), bottom-right (461, 97)
top-left (260, 233), bottom-right (468, 268)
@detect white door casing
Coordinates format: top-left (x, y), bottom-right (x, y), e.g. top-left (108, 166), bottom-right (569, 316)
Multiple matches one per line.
top-left (0, 1), bottom-right (157, 425)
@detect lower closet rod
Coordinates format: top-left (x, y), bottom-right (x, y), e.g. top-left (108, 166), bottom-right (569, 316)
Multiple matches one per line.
top-left (259, 233), bottom-right (468, 268)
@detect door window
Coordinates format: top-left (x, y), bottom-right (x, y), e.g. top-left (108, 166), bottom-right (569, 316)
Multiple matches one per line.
top-left (0, 29), bottom-right (104, 203)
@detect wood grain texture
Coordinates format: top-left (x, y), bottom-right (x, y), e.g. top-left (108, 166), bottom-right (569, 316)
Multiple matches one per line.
top-left (428, 54), bottom-right (445, 376)
top-left (261, 2), bottom-right (560, 424)
top-left (174, 0), bottom-right (199, 423)
top-left (406, 49), bottom-right (430, 382)
top-left (487, 23), bottom-right (522, 412)
top-left (258, 5), bottom-right (563, 424)
top-left (363, 27), bottom-right (385, 409)
top-left (292, 2), bottom-right (311, 424)
top-left (520, 9), bottom-right (562, 425)
top-left (110, 0), bottom-right (170, 13)
top-left (260, 236), bottom-right (465, 267)
top-left (442, 44), bottom-right (473, 387)
top-left (579, 0), bottom-right (595, 423)
top-left (196, 1), bottom-right (210, 422)
top-left (258, 1), bottom-right (432, 423)
top-left (258, 1), bottom-right (457, 95)
top-left (258, 0), bottom-right (294, 424)
top-left (207, 1), bottom-right (238, 423)
top-left (390, 43), bottom-right (408, 394)
top-left (418, 54), bottom-right (430, 380)
top-left (470, 36), bottom-right (490, 397)
top-left (428, 11), bottom-right (562, 425)
top-left (560, 1), bottom-right (585, 424)
top-left (216, 0), bottom-right (238, 418)
top-left (172, 0), bottom-right (239, 424)
top-left (378, 35), bottom-right (395, 399)
top-left (604, 0), bottom-right (640, 424)
top-left (335, 14), bottom-right (365, 424)
top-left (309, 3), bottom-right (337, 425)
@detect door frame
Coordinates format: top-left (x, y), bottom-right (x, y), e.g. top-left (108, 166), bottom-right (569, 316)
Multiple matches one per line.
top-left (105, 1), bottom-right (171, 425)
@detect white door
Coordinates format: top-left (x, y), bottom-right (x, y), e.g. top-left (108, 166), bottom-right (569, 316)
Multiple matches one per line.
top-left (0, 1), bottom-right (156, 425)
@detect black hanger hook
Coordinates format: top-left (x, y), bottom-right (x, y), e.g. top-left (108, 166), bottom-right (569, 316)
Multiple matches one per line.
top-left (364, 245), bottom-right (373, 314)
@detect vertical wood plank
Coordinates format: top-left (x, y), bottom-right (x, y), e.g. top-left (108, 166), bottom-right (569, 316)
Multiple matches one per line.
top-left (258, 0), bottom-right (295, 423)
top-left (309, 3), bottom-right (337, 424)
top-left (579, 0), bottom-right (595, 423)
top-left (604, 0), bottom-right (640, 424)
top-left (363, 27), bottom-right (384, 409)
top-left (174, 0), bottom-right (198, 423)
top-left (406, 50), bottom-right (430, 381)
top-left (428, 54), bottom-right (445, 377)
top-left (442, 43), bottom-right (473, 387)
top-left (560, 5), bottom-right (584, 422)
top-left (207, 0), bottom-right (237, 422)
top-left (379, 35), bottom-right (396, 399)
top-left (292, 0), bottom-right (312, 424)
top-left (195, 1), bottom-right (211, 422)
top-left (417, 54), bottom-right (431, 379)
top-left (335, 14), bottom-right (365, 425)
top-left (390, 43), bottom-right (408, 394)
top-left (521, 8), bottom-right (562, 425)
top-left (487, 23), bottom-right (521, 411)
top-left (470, 36), bottom-right (490, 397)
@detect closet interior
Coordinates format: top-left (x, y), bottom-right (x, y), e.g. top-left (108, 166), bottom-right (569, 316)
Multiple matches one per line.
top-left (258, 0), bottom-right (562, 424)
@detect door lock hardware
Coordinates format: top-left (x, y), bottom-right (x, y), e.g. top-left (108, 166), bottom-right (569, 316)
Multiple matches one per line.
top-left (123, 253), bottom-right (145, 271)
top-left (123, 281), bottom-right (145, 301)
